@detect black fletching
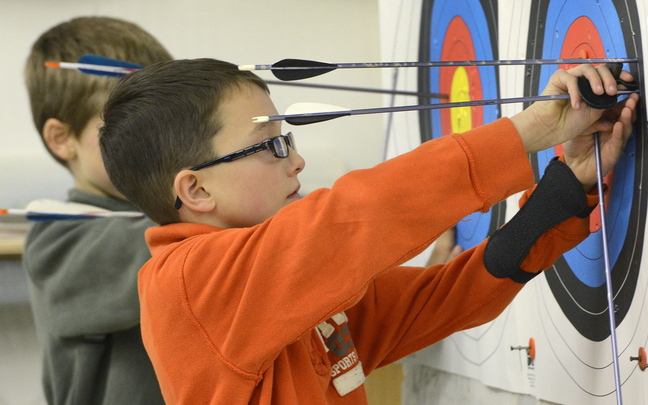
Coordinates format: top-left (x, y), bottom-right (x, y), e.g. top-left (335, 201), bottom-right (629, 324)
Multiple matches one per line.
top-left (271, 59), bottom-right (337, 81)
top-left (285, 111), bottom-right (351, 125)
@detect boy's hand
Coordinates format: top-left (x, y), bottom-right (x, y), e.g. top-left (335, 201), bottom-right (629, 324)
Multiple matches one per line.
top-left (562, 91), bottom-right (639, 192)
top-left (510, 64), bottom-right (634, 154)
top-left (426, 227), bottom-right (463, 266)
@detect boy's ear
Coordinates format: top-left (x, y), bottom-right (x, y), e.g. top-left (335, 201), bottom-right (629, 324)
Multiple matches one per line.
top-left (174, 170), bottom-right (216, 213)
top-left (42, 118), bottom-right (77, 161)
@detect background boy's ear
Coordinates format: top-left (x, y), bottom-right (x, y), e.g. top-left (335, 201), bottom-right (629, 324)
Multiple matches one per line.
top-left (42, 118), bottom-right (77, 161)
top-left (174, 170), bottom-right (216, 213)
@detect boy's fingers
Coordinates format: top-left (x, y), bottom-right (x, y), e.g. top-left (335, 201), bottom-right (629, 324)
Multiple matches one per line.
top-left (623, 106), bottom-right (635, 137)
top-left (449, 245), bottom-right (463, 260)
top-left (599, 123), bottom-right (626, 175)
top-left (627, 93), bottom-right (639, 121)
top-left (594, 64), bottom-right (618, 95)
top-left (579, 66), bottom-right (605, 96)
top-left (612, 111), bottom-right (633, 155)
top-left (557, 70), bottom-right (583, 109)
top-left (588, 120), bottom-right (615, 134)
top-left (619, 70), bottom-right (634, 83)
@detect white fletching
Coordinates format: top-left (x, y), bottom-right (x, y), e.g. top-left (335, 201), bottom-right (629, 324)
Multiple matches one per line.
top-left (284, 103), bottom-right (351, 115)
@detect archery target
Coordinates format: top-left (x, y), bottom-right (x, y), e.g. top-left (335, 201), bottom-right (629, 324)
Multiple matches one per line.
top-left (418, 0), bottom-right (505, 250)
top-left (525, 0), bottom-right (646, 343)
top-left (413, 0), bottom-right (517, 382)
top-left (383, 0), bottom-right (648, 403)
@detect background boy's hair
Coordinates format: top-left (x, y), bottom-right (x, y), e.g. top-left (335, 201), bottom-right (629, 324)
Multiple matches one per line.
top-left (99, 58), bottom-right (270, 225)
top-left (24, 16), bottom-right (173, 166)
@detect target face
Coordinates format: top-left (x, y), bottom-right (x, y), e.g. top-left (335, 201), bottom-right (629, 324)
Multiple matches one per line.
top-left (525, 0), bottom-right (646, 342)
top-left (419, 0), bottom-right (504, 251)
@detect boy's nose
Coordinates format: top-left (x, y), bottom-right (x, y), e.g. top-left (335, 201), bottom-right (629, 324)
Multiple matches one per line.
top-left (290, 149), bottom-right (305, 175)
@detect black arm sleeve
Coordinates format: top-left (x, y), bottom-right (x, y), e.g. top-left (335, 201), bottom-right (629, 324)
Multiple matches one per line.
top-left (484, 157), bottom-right (595, 283)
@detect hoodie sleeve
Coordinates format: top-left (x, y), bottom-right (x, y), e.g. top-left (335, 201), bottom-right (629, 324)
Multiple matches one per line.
top-left (24, 215), bottom-right (154, 337)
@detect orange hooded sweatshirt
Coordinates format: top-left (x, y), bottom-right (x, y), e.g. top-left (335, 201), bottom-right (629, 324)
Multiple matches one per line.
top-left (139, 118), bottom-right (591, 404)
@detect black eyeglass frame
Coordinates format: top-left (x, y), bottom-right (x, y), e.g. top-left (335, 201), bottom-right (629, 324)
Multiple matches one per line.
top-left (175, 132), bottom-right (295, 209)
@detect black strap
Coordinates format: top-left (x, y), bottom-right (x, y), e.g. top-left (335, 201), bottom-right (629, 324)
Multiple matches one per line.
top-left (577, 62), bottom-right (639, 109)
top-left (484, 157), bottom-right (592, 283)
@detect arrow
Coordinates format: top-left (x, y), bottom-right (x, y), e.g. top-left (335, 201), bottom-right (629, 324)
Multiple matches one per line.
top-left (252, 90), bottom-right (640, 126)
top-left (0, 209), bottom-right (145, 221)
top-left (1, 199), bottom-right (144, 221)
top-left (593, 131), bottom-right (623, 405)
top-left (44, 54), bottom-right (142, 77)
top-left (238, 57), bottom-right (640, 81)
top-left (45, 55), bottom-right (447, 99)
top-left (265, 80), bottom-right (447, 99)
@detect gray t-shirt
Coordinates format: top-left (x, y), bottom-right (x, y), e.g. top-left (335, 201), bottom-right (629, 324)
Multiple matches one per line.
top-left (23, 189), bottom-right (164, 404)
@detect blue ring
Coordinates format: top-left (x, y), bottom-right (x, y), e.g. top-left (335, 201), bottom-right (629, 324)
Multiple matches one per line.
top-left (535, 0), bottom-right (632, 288)
top-left (427, 0), bottom-right (500, 250)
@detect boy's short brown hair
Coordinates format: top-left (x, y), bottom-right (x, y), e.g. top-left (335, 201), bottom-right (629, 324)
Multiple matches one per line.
top-left (24, 16), bottom-right (173, 166)
top-left (99, 58), bottom-right (269, 225)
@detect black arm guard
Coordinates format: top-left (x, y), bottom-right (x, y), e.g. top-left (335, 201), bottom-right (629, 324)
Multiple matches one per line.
top-left (483, 157), bottom-right (594, 283)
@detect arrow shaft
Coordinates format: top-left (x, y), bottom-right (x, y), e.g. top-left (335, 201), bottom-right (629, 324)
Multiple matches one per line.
top-left (244, 58), bottom-right (639, 71)
top-left (49, 60), bottom-right (449, 98)
top-left (265, 80), bottom-right (447, 99)
top-left (1, 208), bottom-right (144, 220)
top-left (594, 132), bottom-right (624, 404)
top-left (260, 90), bottom-right (639, 123)
top-left (47, 61), bottom-right (138, 75)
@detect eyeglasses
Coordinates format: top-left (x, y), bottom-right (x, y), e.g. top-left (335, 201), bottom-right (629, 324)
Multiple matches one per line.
top-left (175, 132), bottom-right (295, 209)
top-left (189, 132), bottom-right (295, 171)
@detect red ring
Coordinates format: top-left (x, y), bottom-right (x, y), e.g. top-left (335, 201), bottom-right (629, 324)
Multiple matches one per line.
top-left (558, 16), bottom-right (612, 233)
top-left (439, 16), bottom-right (483, 135)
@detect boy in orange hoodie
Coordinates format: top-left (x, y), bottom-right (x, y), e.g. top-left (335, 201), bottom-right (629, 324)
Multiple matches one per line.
top-left (99, 58), bottom-right (637, 404)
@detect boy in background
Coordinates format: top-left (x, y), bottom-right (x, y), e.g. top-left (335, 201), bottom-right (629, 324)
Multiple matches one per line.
top-left (99, 58), bottom-right (637, 404)
top-left (22, 17), bottom-right (172, 404)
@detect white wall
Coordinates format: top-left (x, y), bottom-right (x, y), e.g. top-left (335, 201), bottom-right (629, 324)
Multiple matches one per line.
top-left (0, 2), bottom-right (384, 404)
top-left (0, 0), bottom-right (385, 208)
